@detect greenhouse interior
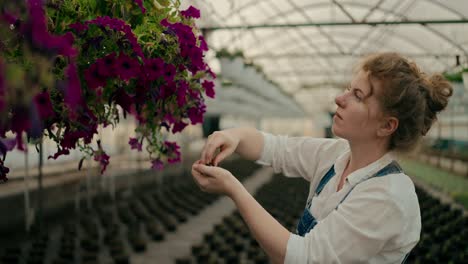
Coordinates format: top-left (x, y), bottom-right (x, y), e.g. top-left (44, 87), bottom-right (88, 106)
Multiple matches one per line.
top-left (0, 0), bottom-right (467, 263)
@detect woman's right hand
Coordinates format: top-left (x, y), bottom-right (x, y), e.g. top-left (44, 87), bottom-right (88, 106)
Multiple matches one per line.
top-left (201, 130), bottom-right (240, 166)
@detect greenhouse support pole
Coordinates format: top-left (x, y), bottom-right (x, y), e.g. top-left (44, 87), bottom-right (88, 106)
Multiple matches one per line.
top-left (37, 138), bottom-right (43, 230)
top-left (23, 145), bottom-right (34, 232)
top-left (86, 158), bottom-right (92, 210)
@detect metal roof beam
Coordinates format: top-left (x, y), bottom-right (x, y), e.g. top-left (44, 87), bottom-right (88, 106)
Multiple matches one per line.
top-left (250, 52), bottom-right (459, 59)
top-left (331, 0), bottom-right (357, 23)
top-left (201, 19), bottom-right (468, 31)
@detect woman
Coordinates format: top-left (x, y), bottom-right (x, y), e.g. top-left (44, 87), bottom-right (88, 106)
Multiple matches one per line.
top-left (191, 52), bottom-right (453, 263)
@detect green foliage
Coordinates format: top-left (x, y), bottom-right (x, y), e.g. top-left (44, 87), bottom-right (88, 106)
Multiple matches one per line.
top-left (399, 158), bottom-right (468, 208)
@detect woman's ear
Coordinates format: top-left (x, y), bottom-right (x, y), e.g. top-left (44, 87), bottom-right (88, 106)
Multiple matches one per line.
top-left (377, 116), bottom-right (399, 137)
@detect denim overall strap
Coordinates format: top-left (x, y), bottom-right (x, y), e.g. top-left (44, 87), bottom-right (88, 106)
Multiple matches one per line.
top-left (297, 165), bottom-right (335, 236)
top-left (316, 165), bottom-right (336, 195)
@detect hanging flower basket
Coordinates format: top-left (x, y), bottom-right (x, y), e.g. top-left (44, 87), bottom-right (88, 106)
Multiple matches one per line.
top-left (0, 0), bottom-right (216, 181)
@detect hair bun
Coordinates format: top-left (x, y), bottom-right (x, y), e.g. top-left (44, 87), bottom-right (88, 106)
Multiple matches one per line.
top-left (426, 73), bottom-right (453, 113)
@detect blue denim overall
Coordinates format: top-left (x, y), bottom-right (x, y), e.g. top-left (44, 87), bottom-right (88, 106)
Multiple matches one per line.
top-left (296, 160), bottom-right (410, 263)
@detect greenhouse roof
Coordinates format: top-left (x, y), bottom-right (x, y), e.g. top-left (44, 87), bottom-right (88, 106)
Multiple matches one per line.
top-left (186, 0), bottom-right (468, 117)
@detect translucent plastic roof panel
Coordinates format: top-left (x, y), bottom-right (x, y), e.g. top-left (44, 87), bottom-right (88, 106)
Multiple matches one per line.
top-left (185, 0), bottom-right (468, 116)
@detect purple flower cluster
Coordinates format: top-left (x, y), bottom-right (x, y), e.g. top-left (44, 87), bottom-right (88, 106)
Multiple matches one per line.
top-left (164, 141), bottom-right (181, 164)
top-left (0, 1), bottom-right (216, 179)
top-left (128, 137), bottom-right (142, 151)
top-left (64, 62), bottom-right (82, 113)
top-left (161, 6), bottom-right (209, 75)
top-left (181, 6), bottom-right (200, 18)
top-left (69, 16), bottom-right (144, 58)
top-left (24, 0), bottom-right (77, 57)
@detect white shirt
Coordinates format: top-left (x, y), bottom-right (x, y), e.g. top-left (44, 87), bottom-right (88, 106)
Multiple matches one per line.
top-left (256, 132), bottom-right (421, 264)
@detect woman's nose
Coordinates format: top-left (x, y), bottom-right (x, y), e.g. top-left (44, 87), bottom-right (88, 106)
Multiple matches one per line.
top-left (335, 93), bottom-right (346, 107)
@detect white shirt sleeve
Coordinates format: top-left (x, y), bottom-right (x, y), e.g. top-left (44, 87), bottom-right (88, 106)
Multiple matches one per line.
top-left (284, 179), bottom-right (406, 264)
top-left (256, 132), bottom-right (348, 181)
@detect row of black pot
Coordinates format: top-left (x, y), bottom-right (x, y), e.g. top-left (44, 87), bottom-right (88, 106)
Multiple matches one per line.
top-left (0, 159), bottom-right (262, 264)
top-left (176, 174), bottom-right (309, 263)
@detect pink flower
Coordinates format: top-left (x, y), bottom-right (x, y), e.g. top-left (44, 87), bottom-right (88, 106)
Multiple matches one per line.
top-left (181, 6), bottom-right (200, 19)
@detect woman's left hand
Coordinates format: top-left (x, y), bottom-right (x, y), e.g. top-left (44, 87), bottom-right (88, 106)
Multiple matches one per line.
top-left (191, 160), bottom-right (242, 196)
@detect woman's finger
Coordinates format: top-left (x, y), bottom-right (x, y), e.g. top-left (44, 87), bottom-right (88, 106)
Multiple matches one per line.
top-left (213, 147), bottom-right (232, 166)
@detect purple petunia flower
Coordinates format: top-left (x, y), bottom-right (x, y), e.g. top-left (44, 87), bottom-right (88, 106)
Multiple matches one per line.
top-left (172, 121), bottom-right (188, 134)
top-left (128, 137), bottom-right (142, 151)
top-left (114, 87), bottom-right (134, 113)
top-left (96, 53), bottom-right (116, 77)
top-left (202, 80), bottom-right (215, 98)
top-left (164, 113), bottom-right (176, 125)
top-left (163, 63), bottom-right (176, 83)
top-left (84, 62), bottom-right (107, 90)
top-left (94, 140), bottom-right (110, 174)
top-left (94, 151), bottom-right (110, 174)
top-left (181, 6), bottom-right (200, 19)
top-left (65, 62), bottom-right (82, 112)
top-left (198, 35), bottom-right (208, 51)
top-left (151, 158), bottom-right (164, 170)
top-left (159, 82), bottom-right (176, 100)
top-left (187, 104), bottom-right (206, 125)
top-left (33, 91), bottom-right (55, 119)
top-left (48, 148), bottom-right (70, 160)
top-left (207, 68), bottom-right (216, 79)
top-left (164, 141), bottom-right (181, 164)
top-left (0, 138), bottom-right (16, 158)
top-left (26, 0), bottom-right (77, 57)
top-left (115, 53), bottom-right (140, 80)
top-left (133, 0), bottom-right (146, 13)
top-left (177, 81), bottom-right (188, 107)
top-left (143, 58), bottom-right (165, 81)
top-left (0, 12), bottom-right (18, 25)
top-left (69, 22), bottom-right (88, 32)
top-left (84, 16), bottom-right (144, 58)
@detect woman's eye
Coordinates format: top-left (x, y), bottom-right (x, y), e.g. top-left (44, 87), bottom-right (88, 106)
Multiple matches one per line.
top-left (354, 92), bottom-right (362, 100)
